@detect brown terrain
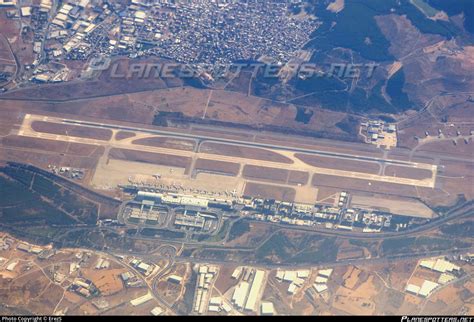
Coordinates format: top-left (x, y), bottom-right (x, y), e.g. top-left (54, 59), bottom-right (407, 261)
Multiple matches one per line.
top-left (194, 159), bottom-right (240, 176)
top-left (296, 154), bottom-right (381, 174)
top-left (244, 182), bottom-right (296, 202)
top-left (108, 148), bottom-right (192, 170)
top-left (200, 142), bottom-right (294, 164)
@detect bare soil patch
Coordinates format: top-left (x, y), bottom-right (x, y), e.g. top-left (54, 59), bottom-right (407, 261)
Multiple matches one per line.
top-left (194, 158), bottom-right (240, 176)
top-left (296, 153), bottom-right (380, 174)
top-left (312, 173), bottom-right (418, 198)
top-left (115, 131), bottom-right (136, 141)
top-left (109, 148), bottom-right (191, 169)
top-left (132, 136), bottom-right (195, 151)
top-left (200, 142), bottom-right (293, 164)
top-left (288, 170), bottom-right (309, 185)
top-left (31, 121), bottom-right (112, 141)
top-left (242, 165), bottom-right (289, 184)
top-left (385, 165), bottom-right (433, 180)
top-left (244, 182), bottom-right (295, 202)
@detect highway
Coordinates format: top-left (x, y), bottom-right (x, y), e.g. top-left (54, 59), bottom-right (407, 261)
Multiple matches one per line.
top-left (98, 197), bottom-right (473, 256)
top-left (172, 246), bottom-right (474, 270)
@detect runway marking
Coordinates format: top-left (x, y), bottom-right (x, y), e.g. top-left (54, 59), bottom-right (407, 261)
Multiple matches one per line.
top-left (16, 114), bottom-right (438, 188)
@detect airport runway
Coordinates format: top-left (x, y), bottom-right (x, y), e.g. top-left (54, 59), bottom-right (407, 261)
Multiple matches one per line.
top-left (61, 118), bottom-right (431, 169)
top-left (17, 114), bottom-right (438, 188)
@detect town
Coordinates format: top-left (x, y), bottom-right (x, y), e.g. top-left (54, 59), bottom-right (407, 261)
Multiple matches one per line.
top-left (1, 0), bottom-right (318, 84)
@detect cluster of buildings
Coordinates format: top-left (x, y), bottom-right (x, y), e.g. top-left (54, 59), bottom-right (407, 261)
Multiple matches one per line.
top-left (130, 291), bottom-right (154, 307)
top-left (94, 257), bottom-right (110, 270)
top-left (3, 0), bottom-right (318, 85)
top-left (139, 1), bottom-right (318, 66)
top-left (206, 296), bottom-right (233, 315)
top-left (231, 267), bottom-right (266, 313)
top-left (126, 187), bottom-right (416, 238)
top-left (405, 257), bottom-right (463, 298)
top-left (193, 264), bottom-right (220, 315)
top-left (2, 259), bottom-right (18, 272)
top-left (48, 165), bottom-right (85, 180)
top-left (15, 241), bottom-right (56, 260)
top-left (16, 242), bottom-right (44, 255)
top-left (174, 209), bottom-right (218, 233)
top-left (70, 277), bottom-right (99, 298)
top-left (124, 193), bottom-right (220, 233)
top-left (360, 120), bottom-right (397, 149)
top-left (129, 292), bottom-right (165, 316)
top-left (275, 269), bottom-right (311, 295)
top-left (250, 198), bottom-right (408, 233)
top-left (135, 190), bottom-right (233, 209)
top-left (130, 258), bottom-right (155, 276)
top-left (0, 236), bottom-right (13, 251)
top-left (120, 271), bottom-right (145, 288)
top-left (274, 267), bottom-right (333, 303)
top-left (166, 274), bottom-right (183, 285)
top-left (124, 202), bottom-right (165, 224)
top-left (311, 269), bottom-right (333, 294)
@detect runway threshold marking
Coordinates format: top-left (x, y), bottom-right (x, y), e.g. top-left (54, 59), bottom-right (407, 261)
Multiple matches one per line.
top-left (17, 114), bottom-right (438, 188)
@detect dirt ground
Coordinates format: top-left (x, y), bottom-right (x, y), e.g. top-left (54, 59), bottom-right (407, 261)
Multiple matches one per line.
top-left (342, 266), bottom-right (362, 289)
top-left (296, 154), bottom-right (381, 174)
top-left (312, 173), bottom-right (419, 198)
top-left (200, 142), bottom-right (293, 164)
top-left (108, 148), bottom-right (192, 169)
top-left (132, 137), bottom-right (196, 151)
top-left (243, 182), bottom-right (296, 202)
top-left (194, 158), bottom-right (240, 176)
top-left (350, 194), bottom-right (435, 218)
top-left (115, 131), bottom-right (136, 141)
top-left (31, 121), bottom-right (113, 141)
top-left (384, 165), bottom-right (433, 180)
top-left (81, 268), bottom-right (126, 296)
top-left (333, 283), bottom-right (377, 315)
top-left (287, 170), bottom-right (309, 185)
top-left (242, 165), bottom-right (289, 184)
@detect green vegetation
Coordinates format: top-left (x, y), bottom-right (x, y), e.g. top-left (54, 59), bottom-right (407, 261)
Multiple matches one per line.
top-left (176, 270), bottom-right (198, 314)
top-left (196, 219), bottom-right (230, 243)
top-left (0, 176), bottom-right (76, 226)
top-left (349, 239), bottom-right (378, 248)
top-left (306, 0), bottom-right (459, 59)
top-left (0, 176), bottom-right (36, 207)
top-left (291, 237), bottom-right (338, 264)
top-left (440, 221), bottom-right (473, 238)
top-left (228, 219), bottom-right (251, 241)
top-left (335, 116), bottom-right (359, 136)
top-left (2, 165), bottom-right (99, 224)
top-left (382, 236), bottom-right (472, 255)
top-left (427, 0), bottom-right (474, 33)
top-left (289, 0), bottom-right (462, 114)
top-left (140, 228), bottom-right (185, 239)
top-left (6, 225), bottom-right (66, 246)
top-left (386, 68), bottom-right (412, 110)
top-left (1, 166), bottom-right (34, 186)
top-left (32, 174), bottom-right (61, 200)
top-left (256, 231), bottom-right (339, 264)
top-left (306, 0), bottom-right (395, 62)
top-left (256, 231), bottom-right (295, 262)
top-left (433, 194), bottom-right (467, 215)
